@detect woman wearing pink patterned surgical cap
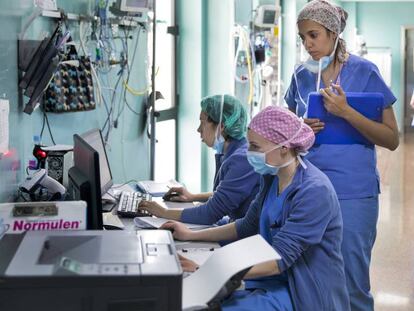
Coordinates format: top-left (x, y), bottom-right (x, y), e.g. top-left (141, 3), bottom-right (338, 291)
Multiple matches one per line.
top-left (161, 106), bottom-right (350, 311)
top-left (285, 1), bottom-right (399, 310)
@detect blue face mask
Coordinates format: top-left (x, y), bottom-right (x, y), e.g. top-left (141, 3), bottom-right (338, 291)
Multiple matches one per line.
top-left (247, 148), bottom-right (296, 176)
top-left (212, 95), bottom-right (225, 154)
top-left (293, 37), bottom-right (339, 115)
top-left (213, 135), bottom-right (225, 154)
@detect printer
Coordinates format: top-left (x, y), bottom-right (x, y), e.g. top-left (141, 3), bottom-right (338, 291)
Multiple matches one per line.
top-left (0, 230), bottom-right (182, 311)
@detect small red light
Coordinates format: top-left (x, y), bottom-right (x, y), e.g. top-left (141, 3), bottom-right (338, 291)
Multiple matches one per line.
top-left (36, 150), bottom-right (47, 159)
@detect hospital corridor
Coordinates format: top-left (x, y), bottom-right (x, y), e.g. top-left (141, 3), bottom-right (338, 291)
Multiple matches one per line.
top-left (373, 133), bottom-right (414, 311)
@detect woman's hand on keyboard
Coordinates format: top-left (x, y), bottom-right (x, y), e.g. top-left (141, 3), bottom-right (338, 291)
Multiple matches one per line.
top-left (138, 201), bottom-right (166, 218)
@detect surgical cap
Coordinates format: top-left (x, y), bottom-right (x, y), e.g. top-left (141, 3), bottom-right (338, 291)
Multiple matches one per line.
top-left (297, 0), bottom-right (348, 34)
top-left (200, 94), bottom-right (248, 140)
top-left (249, 106), bottom-right (315, 152)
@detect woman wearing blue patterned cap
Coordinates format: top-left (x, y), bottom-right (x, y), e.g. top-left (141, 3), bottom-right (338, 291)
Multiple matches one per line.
top-left (284, 1), bottom-right (399, 310)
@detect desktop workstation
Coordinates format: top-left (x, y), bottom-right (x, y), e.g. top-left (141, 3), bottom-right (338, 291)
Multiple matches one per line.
top-left (0, 128), bottom-right (256, 311)
top-left (0, 129), bottom-right (184, 311)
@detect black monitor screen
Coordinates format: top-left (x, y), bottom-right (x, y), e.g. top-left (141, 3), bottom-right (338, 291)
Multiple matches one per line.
top-left (263, 10), bottom-right (276, 24)
top-left (81, 129), bottom-right (113, 195)
top-left (70, 134), bottom-right (103, 230)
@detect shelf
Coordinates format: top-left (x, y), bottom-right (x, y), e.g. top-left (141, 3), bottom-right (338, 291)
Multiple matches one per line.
top-left (40, 10), bottom-right (142, 27)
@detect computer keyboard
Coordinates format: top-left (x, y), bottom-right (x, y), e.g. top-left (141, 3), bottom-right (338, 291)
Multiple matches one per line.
top-left (117, 191), bottom-right (152, 218)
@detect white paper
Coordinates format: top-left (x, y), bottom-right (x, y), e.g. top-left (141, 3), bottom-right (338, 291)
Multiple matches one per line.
top-left (137, 179), bottom-right (183, 196)
top-left (152, 196), bottom-right (197, 209)
top-left (103, 213), bottom-right (125, 229)
top-left (175, 242), bottom-right (219, 267)
top-left (0, 99), bottom-right (9, 154)
top-left (134, 216), bottom-right (212, 230)
top-left (182, 235), bottom-right (281, 311)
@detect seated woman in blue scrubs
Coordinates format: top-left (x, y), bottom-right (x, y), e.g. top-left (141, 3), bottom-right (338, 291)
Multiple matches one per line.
top-left (284, 1), bottom-right (399, 310)
top-left (162, 106), bottom-right (350, 311)
top-left (139, 94), bottom-right (260, 225)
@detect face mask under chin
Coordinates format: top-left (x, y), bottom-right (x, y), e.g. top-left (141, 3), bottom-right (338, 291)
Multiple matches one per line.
top-left (302, 36), bottom-right (339, 74)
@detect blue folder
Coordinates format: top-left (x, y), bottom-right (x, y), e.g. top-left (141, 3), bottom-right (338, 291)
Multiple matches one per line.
top-left (307, 92), bottom-right (384, 145)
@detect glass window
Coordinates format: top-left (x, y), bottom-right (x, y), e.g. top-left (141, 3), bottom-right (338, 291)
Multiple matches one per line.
top-left (155, 119), bottom-right (176, 181)
top-left (148, 0), bottom-right (175, 110)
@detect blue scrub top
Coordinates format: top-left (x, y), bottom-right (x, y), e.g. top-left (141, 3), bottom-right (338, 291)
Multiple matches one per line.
top-left (181, 138), bottom-right (260, 225)
top-left (284, 54), bottom-right (396, 199)
top-left (236, 159), bottom-right (350, 311)
top-left (245, 177), bottom-right (289, 290)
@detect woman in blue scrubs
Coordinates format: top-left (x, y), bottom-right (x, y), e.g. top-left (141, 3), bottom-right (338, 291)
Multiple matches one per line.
top-left (139, 94), bottom-right (260, 225)
top-left (162, 106), bottom-right (350, 311)
top-left (284, 1), bottom-right (399, 310)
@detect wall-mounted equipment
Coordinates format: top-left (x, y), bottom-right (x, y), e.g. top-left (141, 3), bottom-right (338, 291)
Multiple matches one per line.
top-left (110, 0), bottom-right (153, 18)
top-left (254, 5), bottom-right (280, 29)
top-left (18, 23), bottom-right (69, 114)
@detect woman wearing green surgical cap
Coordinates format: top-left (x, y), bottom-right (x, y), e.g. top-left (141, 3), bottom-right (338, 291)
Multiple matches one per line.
top-left (139, 94), bottom-right (260, 225)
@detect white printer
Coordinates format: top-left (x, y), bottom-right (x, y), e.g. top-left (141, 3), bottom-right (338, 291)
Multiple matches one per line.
top-left (0, 230), bottom-right (182, 311)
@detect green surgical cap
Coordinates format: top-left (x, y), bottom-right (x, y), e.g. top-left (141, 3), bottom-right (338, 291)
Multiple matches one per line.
top-left (200, 94), bottom-right (248, 140)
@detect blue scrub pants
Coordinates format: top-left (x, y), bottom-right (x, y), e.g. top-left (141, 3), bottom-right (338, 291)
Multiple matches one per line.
top-left (340, 197), bottom-right (379, 311)
top-left (221, 283), bottom-right (293, 311)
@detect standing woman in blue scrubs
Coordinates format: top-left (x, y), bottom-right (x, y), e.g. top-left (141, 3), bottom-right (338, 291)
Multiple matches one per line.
top-left (284, 1), bottom-right (399, 310)
top-left (139, 94), bottom-right (260, 225)
top-left (162, 106), bottom-right (350, 311)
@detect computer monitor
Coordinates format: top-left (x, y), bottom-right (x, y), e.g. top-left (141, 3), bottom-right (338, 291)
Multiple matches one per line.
top-left (68, 134), bottom-right (103, 230)
top-left (81, 129), bottom-right (113, 195)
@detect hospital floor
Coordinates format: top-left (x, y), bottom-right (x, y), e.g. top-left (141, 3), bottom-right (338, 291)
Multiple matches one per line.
top-left (372, 132), bottom-right (414, 310)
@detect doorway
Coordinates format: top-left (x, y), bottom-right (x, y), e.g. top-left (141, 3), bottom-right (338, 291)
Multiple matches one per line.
top-left (403, 26), bottom-right (414, 133)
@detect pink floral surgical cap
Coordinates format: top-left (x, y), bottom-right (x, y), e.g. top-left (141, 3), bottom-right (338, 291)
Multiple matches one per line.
top-left (249, 106), bottom-right (315, 152)
top-left (297, 0), bottom-right (348, 34)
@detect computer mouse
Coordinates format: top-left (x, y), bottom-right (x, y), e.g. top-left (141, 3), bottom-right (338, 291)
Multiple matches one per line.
top-left (163, 192), bottom-right (179, 201)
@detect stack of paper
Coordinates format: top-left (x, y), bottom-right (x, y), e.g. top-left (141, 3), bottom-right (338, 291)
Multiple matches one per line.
top-left (133, 216), bottom-right (212, 230)
top-left (182, 235), bottom-right (281, 310)
top-left (136, 179), bottom-right (183, 197)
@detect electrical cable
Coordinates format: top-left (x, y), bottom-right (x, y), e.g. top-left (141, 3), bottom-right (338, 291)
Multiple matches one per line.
top-left (44, 112), bottom-right (56, 145)
top-left (116, 24), bottom-right (142, 120)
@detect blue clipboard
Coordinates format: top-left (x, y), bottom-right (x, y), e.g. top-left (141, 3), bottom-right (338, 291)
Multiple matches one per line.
top-left (307, 92), bottom-right (384, 145)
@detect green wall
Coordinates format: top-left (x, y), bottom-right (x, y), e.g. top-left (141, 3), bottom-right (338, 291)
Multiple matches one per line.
top-left (343, 1), bottom-right (414, 130)
top-left (278, 0), bottom-right (412, 130)
top-left (0, 0), bottom-right (150, 201)
top-left (177, 0), bottom-right (234, 193)
top-left (176, 0), bottom-right (203, 192)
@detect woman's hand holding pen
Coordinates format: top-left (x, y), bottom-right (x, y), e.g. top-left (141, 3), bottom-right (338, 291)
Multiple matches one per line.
top-left (178, 254), bottom-right (199, 272)
top-left (319, 83), bottom-right (353, 119)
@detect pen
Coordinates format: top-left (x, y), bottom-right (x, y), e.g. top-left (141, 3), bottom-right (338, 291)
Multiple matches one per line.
top-left (181, 248), bottom-right (215, 252)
